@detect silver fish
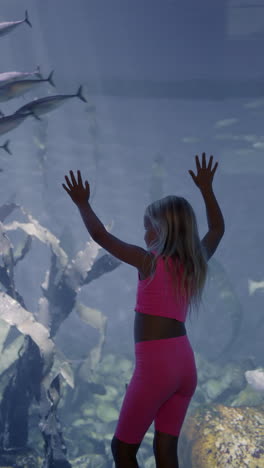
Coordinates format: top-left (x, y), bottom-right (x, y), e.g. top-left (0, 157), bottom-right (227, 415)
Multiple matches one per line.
top-left (0, 112), bottom-right (33, 136)
top-left (0, 10), bottom-right (32, 37)
top-left (0, 71), bottom-right (55, 102)
top-left (0, 140), bottom-right (11, 155)
top-left (248, 279), bottom-right (264, 295)
top-left (15, 85), bottom-right (87, 117)
top-left (0, 66), bottom-right (41, 86)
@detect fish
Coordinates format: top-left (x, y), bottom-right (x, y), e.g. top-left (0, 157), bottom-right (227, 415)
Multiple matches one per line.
top-left (15, 85), bottom-right (87, 117)
top-left (0, 111), bottom-right (33, 137)
top-left (0, 66), bottom-right (42, 86)
top-left (0, 71), bottom-right (55, 102)
top-left (0, 140), bottom-right (11, 155)
top-left (248, 279), bottom-right (264, 295)
top-left (245, 369), bottom-right (264, 392)
top-left (0, 10), bottom-right (32, 37)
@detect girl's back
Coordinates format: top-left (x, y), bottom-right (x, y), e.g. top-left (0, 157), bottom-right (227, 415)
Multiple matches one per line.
top-left (136, 252), bottom-right (188, 320)
top-left (134, 251), bottom-right (188, 343)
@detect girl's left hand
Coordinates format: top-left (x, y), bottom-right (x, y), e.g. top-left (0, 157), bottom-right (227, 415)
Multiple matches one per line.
top-left (62, 170), bottom-right (90, 206)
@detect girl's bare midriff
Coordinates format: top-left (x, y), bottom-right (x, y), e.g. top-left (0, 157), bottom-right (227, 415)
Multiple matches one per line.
top-left (134, 312), bottom-right (186, 343)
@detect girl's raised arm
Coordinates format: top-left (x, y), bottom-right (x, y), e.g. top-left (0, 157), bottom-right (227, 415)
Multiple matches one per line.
top-left (189, 153), bottom-right (225, 260)
top-left (62, 170), bottom-right (148, 269)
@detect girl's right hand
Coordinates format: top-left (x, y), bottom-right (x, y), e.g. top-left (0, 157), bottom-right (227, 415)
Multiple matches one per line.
top-left (188, 152), bottom-right (218, 191)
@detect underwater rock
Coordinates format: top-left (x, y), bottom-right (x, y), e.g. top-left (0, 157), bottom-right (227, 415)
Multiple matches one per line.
top-left (114, 357), bottom-right (133, 376)
top-left (94, 384), bottom-right (118, 402)
top-left (179, 404), bottom-right (264, 467)
top-left (96, 354), bottom-right (116, 376)
top-left (69, 453), bottom-right (108, 468)
top-left (89, 352), bottom-right (134, 395)
top-left (196, 354), bottom-right (254, 405)
top-left (204, 377), bottom-right (227, 400)
top-left (83, 406), bottom-right (97, 417)
top-left (105, 355), bottom-right (133, 384)
top-left (203, 362), bottom-right (247, 402)
top-left (194, 353), bottom-right (221, 382)
top-left (72, 418), bottom-right (87, 427)
top-left (245, 368), bottom-right (264, 391)
top-left (0, 448), bottom-right (41, 467)
top-left (231, 384), bottom-right (264, 407)
top-left (96, 402), bottom-right (119, 423)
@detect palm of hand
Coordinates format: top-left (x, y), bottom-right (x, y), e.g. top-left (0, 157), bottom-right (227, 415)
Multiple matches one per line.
top-left (189, 152), bottom-right (218, 189)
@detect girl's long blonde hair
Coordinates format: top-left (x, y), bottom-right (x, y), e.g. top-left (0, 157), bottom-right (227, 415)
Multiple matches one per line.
top-left (145, 195), bottom-right (208, 320)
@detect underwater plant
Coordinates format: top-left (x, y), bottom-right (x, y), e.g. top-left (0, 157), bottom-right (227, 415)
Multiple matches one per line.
top-left (0, 203), bottom-right (121, 467)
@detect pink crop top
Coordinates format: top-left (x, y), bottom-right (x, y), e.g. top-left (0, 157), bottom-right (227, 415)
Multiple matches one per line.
top-left (135, 254), bottom-right (188, 322)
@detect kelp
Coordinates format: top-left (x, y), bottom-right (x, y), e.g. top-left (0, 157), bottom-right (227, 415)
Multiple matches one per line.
top-left (0, 335), bottom-right (43, 451)
top-left (0, 204), bottom-right (121, 467)
top-left (75, 303), bottom-right (107, 382)
top-left (0, 292), bottom-right (53, 355)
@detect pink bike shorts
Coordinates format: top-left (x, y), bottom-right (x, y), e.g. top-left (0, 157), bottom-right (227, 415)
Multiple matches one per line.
top-left (114, 335), bottom-right (197, 444)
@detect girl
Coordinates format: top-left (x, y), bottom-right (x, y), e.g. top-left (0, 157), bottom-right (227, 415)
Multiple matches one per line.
top-left (62, 152), bottom-right (225, 468)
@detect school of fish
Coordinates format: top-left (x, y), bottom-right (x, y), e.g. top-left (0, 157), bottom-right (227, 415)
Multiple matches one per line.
top-left (0, 10), bottom-right (87, 159)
